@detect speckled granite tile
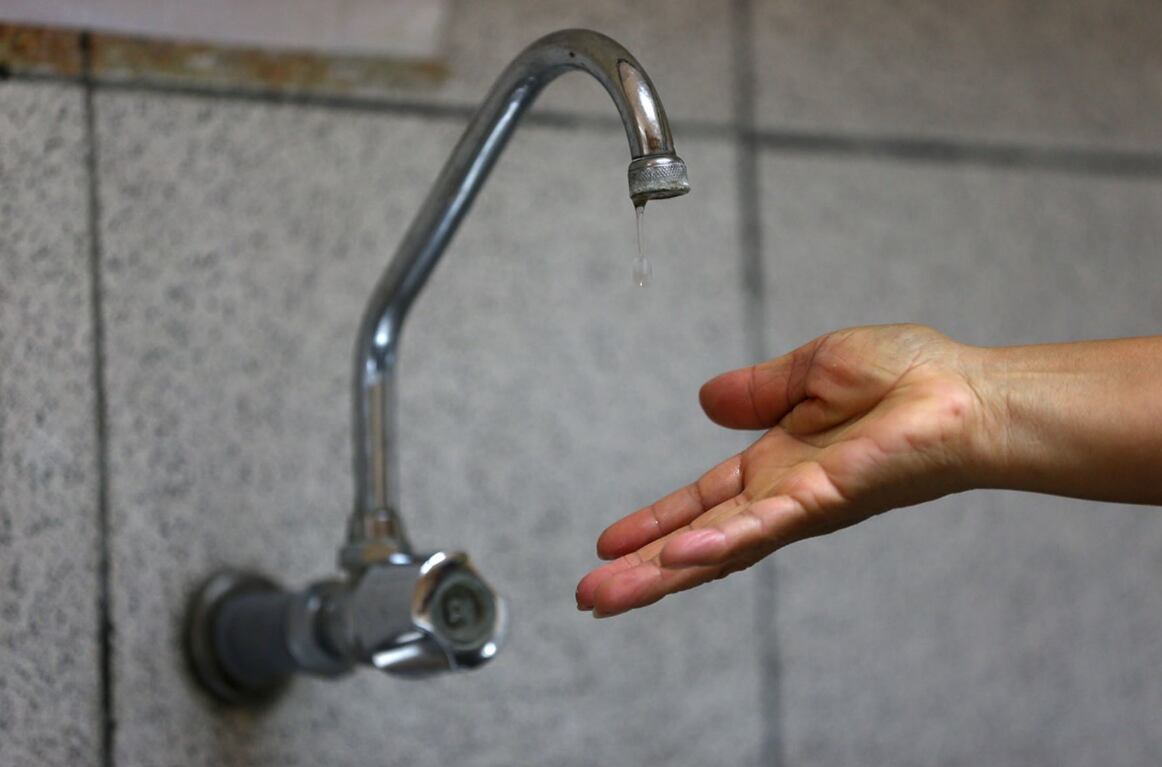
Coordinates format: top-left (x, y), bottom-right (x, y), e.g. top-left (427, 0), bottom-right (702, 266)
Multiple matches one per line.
top-left (0, 82), bottom-right (101, 766)
top-left (98, 90), bottom-right (761, 766)
top-left (759, 154), bottom-right (1162, 765)
top-left (397, 0), bottom-right (735, 125)
top-left (753, 0), bottom-right (1162, 151)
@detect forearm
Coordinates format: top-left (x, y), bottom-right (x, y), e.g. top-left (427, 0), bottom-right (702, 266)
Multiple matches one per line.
top-left (968, 336), bottom-right (1162, 504)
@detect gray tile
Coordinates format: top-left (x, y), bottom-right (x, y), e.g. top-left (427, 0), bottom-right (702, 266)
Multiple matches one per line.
top-left (759, 153), bottom-right (1162, 765)
top-left (0, 82), bottom-right (101, 766)
top-left (98, 91), bottom-right (760, 766)
top-left (759, 157), bottom-right (1162, 347)
top-left (404, 0), bottom-right (735, 125)
top-left (753, 0), bottom-right (1162, 151)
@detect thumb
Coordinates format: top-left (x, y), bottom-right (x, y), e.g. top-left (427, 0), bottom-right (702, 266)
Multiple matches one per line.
top-left (699, 337), bottom-right (823, 429)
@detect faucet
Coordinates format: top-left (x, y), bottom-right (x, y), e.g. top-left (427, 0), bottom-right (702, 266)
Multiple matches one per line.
top-left (185, 29), bottom-right (690, 705)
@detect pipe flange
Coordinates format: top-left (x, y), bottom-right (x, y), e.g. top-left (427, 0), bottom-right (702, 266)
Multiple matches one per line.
top-left (184, 570), bottom-right (292, 706)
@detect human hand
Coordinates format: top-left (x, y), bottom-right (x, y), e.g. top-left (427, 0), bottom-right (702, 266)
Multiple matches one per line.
top-left (575, 324), bottom-right (990, 618)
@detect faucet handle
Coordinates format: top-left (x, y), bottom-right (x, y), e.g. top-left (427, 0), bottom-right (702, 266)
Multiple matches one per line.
top-left (186, 552), bottom-right (506, 703)
top-left (334, 551), bottom-right (507, 678)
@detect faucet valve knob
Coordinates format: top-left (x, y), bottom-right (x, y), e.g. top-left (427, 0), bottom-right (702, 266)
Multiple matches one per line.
top-left (339, 552), bottom-right (507, 677)
top-left (185, 552), bottom-right (506, 703)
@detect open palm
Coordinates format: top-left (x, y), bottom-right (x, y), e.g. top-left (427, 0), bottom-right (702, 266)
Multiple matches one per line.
top-left (576, 324), bottom-right (986, 617)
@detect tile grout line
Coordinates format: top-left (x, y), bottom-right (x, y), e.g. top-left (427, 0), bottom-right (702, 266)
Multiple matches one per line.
top-left (6, 69), bottom-right (1162, 180)
top-left (81, 74), bottom-right (736, 141)
top-left (731, 2), bottom-right (782, 766)
top-left (79, 32), bottom-right (116, 767)
top-left (752, 129), bottom-right (1162, 178)
top-left (732, 0), bottom-right (767, 358)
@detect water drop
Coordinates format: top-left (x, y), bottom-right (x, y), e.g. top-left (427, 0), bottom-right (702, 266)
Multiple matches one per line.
top-left (633, 254), bottom-right (653, 287)
top-left (633, 204), bottom-right (652, 287)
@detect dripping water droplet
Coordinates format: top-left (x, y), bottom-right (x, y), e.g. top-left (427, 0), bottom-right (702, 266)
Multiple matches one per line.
top-left (633, 204), bottom-right (652, 287)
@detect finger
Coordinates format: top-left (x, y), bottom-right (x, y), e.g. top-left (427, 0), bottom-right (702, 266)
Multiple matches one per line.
top-left (659, 495), bottom-right (808, 568)
top-left (589, 560), bottom-right (724, 618)
top-left (780, 396), bottom-right (854, 436)
top-left (699, 336), bottom-right (824, 429)
top-left (661, 444), bottom-right (878, 569)
top-left (578, 494), bottom-right (749, 610)
top-left (595, 454), bottom-right (744, 560)
top-left (575, 550), bottom-right (644, 610)
top-left (586, 515), bottom-right (792, 618)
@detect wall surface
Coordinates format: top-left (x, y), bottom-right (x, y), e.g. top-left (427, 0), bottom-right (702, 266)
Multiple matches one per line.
top-left (1, 1), bottom-right (1161, 766)
top-left (1, 0), bottom-right (450, 58)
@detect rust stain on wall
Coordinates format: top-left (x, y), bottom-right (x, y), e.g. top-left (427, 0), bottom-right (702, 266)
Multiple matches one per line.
top-left (0, 25), bottom-right (84, 76)
top-left (90, 33), bottom-right (448, 94)
top-left (0, 22), bottom-right (447, 97)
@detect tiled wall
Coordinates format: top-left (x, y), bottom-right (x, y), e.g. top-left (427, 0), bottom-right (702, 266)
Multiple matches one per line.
top-left (2, 2), bottom-right (1161, 766)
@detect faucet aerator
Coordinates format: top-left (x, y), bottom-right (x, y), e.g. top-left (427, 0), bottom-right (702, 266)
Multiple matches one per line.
top-left (628, 154), bottom-right (691, 206)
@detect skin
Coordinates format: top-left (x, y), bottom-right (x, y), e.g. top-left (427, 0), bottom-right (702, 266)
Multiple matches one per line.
top-left (575, 324), bottom-right (1162, 619)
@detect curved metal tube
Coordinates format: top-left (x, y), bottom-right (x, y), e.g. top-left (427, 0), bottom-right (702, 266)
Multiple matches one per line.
top-left (184, 30), bottom-right (690, 704)
top-left (348, 29), bottom-right (689, 560)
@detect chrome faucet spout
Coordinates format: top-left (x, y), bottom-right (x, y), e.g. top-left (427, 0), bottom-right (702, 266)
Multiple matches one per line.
top-left (348, 29), bottom-right (690, 563)
top-left (185, 30), bottom-right (689, 704)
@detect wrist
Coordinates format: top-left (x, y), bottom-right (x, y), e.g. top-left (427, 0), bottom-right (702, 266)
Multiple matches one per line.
top-left (954, 336), bottom-right (1162, 502)
top-left (952, 343), bottom-right (1022, 491)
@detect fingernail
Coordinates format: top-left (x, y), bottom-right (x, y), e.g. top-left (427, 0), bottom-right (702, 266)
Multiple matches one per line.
top-left (592, 608), bottom-right (611, 619)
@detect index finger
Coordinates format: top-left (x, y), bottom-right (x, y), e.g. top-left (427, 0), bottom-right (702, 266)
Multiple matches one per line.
top-left (595, 453), bottom-right (743, 560)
